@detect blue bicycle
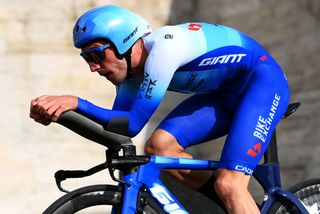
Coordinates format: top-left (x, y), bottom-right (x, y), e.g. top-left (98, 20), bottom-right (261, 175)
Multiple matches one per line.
top-left (43, 103), bottom-right (320, 214)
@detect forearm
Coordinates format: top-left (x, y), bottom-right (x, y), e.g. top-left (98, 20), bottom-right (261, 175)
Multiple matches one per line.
top-left (76, 98), bottom-right (129, 124)
top-left (76, 98), bottom-right (148, 137)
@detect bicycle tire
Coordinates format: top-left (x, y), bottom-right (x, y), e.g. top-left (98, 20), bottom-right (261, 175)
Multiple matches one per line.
top-left (43, 184), bottom-right (164, 214)
top-left (270, 178), bottom-right (320, 214)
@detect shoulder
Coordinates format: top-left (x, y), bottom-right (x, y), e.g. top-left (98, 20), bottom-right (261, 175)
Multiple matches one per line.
top-left (143, 25), bottom-right (184, 50)
top-left (143, 23), bottom-right (209, 56)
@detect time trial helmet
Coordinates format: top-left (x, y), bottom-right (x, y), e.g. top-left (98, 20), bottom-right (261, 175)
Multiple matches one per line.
top-left (73, 5), bottom-right (151, 56)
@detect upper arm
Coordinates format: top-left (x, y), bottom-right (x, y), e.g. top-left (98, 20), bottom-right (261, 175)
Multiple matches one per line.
top-left (128, 41), bottom-right (185, 122)
top-left (112, 80), bottom-right (140, 111)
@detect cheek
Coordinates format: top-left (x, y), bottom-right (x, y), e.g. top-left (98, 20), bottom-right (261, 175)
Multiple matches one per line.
top-left (114, 59), bottom-right (127, 74)
top-left (101, 49), bottom-right (127, 72)
top-left (107, 60), bottom-right (127, 71)
top-left (118, 57), bottom-right (127, 68)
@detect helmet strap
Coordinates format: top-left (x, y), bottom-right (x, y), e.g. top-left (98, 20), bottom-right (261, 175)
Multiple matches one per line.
top-left (124, 48), bottom-right (133, 79)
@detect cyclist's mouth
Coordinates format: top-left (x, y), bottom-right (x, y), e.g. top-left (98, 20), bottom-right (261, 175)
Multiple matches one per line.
top-left (105, 73), bottom-right (117, 84)
top-left (99, 71), bottom-right (112, 79)
top-left (105, 72), bottom-right (113, 80)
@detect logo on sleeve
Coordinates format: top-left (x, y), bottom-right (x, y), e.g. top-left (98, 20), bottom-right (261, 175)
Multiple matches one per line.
top-left (247, 142), bottom-right (262, 157)
top-left (235, 165), bottom-right (253, 175)
top-left (138, 73), bottom-right (157, 99)
top-left (253, 93), bottom-right (281, 143)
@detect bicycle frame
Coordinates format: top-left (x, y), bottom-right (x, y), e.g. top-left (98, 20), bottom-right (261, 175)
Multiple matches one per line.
top-left (120, 155), bottom-right (310, 214)
top-left (122, 156), bottom-right (218, 213)
top-left (55, 103), bottom-right (309, 214)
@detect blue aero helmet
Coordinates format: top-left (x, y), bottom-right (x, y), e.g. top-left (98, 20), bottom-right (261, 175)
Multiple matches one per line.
top-left (73, 5), bottom-right (152, 56)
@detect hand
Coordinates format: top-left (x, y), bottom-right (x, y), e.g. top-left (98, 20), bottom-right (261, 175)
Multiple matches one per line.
top-left (30, 95), bottom-right (78, 126)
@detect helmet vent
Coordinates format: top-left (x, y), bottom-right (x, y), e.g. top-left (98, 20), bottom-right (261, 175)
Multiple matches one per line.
top-left (81, 26), bottom-right (87, 32)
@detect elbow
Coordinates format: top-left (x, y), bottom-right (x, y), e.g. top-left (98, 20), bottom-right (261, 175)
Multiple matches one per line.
top-left (127, 118), bottom-right (148, 138)
top-left (126, 107), bottom-right (150, 137)
top-left (127, 125), bottom-right (143, 138)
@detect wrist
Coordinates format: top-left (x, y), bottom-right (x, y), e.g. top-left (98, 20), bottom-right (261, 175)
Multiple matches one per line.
top-left (76, 97), bottom-right (89, 112)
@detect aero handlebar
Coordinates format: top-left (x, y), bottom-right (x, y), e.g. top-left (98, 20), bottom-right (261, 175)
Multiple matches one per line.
top-left (57, 110), bottom-right (132, 149)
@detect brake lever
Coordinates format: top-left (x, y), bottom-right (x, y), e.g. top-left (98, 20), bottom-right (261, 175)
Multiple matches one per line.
top-left (54, 162), bottom-right (108, 193)
top-left (55, 170), bottom-right (71, 193)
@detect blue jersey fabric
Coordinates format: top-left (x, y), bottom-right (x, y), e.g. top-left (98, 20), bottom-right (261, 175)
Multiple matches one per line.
top-left (76, 22), bottom-right (290, 174)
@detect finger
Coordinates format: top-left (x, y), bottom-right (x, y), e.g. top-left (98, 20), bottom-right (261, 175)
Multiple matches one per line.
top-left (30, 102), bottom-right (43, 114)
top-left (36, 95), bottom-right (50, 102)
top-left (31, 99), bottom-right (37, 107)
top-left (31, 95), bottom-right (50, 107)
top-left (42, 98), bottom-right (67, 119)
top-left (32, 113), bottom-right (47, 121)
top-left (30, 96), bottom-right (57, 120)
top-left (34, 117), bottom-right (51, 126)
top-left (46, 97), bottom-right (76, 121)
top-left (30, 105), bottom-right (38, 115)
top-left (45, 103), bottom-right (61, 121)
top-left (30, 111), bottom-right (41, 120)
top-left (30, 98), bottom-right (41, 114)
top-left (52, 107), bottom-right (68, 122)
top-left (37, 97), bottom-right (58, 116)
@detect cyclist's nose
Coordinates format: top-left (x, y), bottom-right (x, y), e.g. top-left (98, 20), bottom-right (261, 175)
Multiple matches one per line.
top-left (89, 63), bottom-right (100, 73)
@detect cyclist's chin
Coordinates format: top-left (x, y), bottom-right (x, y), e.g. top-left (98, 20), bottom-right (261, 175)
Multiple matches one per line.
top-left (107, 76), bottom-right (123, 85)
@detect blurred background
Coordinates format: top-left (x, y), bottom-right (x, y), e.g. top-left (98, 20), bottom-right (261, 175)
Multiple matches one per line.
top-left (0, 0), bottom-right (319, 213)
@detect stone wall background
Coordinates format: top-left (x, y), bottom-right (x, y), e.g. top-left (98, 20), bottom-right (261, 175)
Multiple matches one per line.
top-left (0, 0), bottom-right (319, 213)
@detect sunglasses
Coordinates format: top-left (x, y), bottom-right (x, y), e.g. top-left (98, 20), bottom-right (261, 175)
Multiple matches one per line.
top-left (80, 43), bottom-right (111, 64)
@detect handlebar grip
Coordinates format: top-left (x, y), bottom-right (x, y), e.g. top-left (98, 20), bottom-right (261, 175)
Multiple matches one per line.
top-left (57, 111), bottom-right (132, 149)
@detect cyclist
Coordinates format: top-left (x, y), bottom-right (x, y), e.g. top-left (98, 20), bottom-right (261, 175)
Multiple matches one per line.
top-left (30, 5), bottom-right (290, 214)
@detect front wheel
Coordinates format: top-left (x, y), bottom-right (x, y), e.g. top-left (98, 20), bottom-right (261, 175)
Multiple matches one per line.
top-left (270, 178), bottom-right (320, 214)
top-left (43, 185), bottom-right (122, 214)
top-left (43, 184), bottom-right (164, 214)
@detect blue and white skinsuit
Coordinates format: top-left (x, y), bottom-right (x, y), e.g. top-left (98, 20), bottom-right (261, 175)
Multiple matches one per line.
top-left (76, 22), bottom-right (290, 175)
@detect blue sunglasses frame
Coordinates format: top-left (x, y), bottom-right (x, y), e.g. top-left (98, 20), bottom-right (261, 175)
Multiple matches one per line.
top-left (80, 43), bottom-right (111, 64)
